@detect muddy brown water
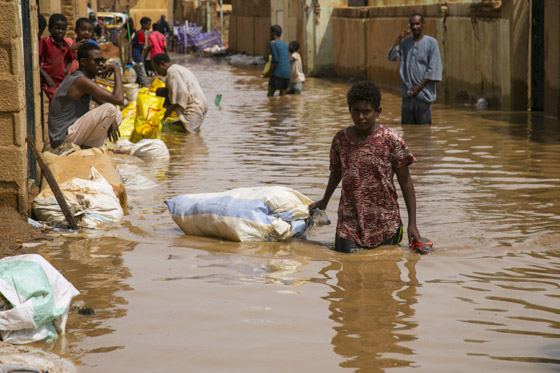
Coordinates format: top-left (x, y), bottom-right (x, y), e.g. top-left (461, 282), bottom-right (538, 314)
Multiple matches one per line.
top-left (29, 55), bottom-right (560, 372)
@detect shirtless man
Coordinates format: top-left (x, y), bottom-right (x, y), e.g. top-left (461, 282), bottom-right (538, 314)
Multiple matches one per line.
top-left (48, 42), bottom-right (124, 149)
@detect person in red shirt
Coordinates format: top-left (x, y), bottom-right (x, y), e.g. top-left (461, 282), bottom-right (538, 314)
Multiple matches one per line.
top-left (308, 80), bottom-right (423, 253)
top-left (146, 23), bottom-right (168, 61)
top-left (39, 14), bottom-right (73, 101)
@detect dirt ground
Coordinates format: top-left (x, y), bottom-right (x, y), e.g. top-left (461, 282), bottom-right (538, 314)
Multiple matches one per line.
top-left (0, 206), bottom-right (50, 258)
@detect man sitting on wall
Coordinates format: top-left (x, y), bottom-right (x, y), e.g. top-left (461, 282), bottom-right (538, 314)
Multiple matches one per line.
top-left (48, 42), bottom-right (124, 149)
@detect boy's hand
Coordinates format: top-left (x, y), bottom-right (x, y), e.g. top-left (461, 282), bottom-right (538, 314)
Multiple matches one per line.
top-left (107, 123), bottom-right (120, 142)
top-left (308, 200), bottom-right (328, 215)
top-left (407, 223), bottom-right (421, 244)
top-left (71, 38), bottom-right (88, 52)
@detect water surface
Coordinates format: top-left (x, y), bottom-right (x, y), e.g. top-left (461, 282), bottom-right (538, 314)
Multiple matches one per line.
top-left (32, 55), bottom-right (560, 372)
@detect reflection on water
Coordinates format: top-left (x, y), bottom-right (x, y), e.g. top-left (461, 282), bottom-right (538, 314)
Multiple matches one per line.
top-left (25, 55), bottom-right (560, 371)
top-left (324, 251), bottom-right (419, 371)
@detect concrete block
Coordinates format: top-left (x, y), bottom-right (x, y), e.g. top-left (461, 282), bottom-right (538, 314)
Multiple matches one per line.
top-left (0, 77), bottom-right (24, 112)
top-left (448, 3), bottom-right (471, 17)
top-left (0, 45), bottom-right (10, 73)
top-left (0, 113), bottom-right (14, 146)
top-left (0, 2), bottom-right (21, 44)
top-left (229, 14), bottom-right (237, 52)
top-left (365, 18), bottom-right (401, 88)
top-left (333, 17), bottom-right (366, 77)
top-left (254, 16), bottom-right (271, 58)
top-left (236, 16), bottom-right (254, 55)
top-left (0, 182), bottom-right (19, 211)
top-left (0, 147), bottom-right (26, 183)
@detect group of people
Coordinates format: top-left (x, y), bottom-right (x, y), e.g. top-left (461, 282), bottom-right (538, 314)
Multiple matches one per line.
top-left (264, 25), bottom-right (306, 97)
top-left (39, 11), bottom-right (207, 152)
top-left (39, 9), bottom-right (440, 254)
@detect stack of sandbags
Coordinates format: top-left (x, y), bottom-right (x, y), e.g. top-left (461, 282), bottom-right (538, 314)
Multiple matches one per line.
top-left (41, 146), bottom-right (127, 210)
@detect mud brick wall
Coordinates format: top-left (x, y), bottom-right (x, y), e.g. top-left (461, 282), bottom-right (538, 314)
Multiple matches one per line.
top-left (0, 0), bottom-right (41, 214)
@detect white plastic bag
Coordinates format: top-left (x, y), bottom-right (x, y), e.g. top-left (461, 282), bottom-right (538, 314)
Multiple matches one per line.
top-left (33, 166), bottom-right (124, 228)
top-left (0, 254), bottom-right (79, 344)
top-left (165, 186), bottom-right (313, 242)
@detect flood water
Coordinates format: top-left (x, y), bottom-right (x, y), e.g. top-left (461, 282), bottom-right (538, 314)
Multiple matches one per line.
top-left (31, 55), bottom-right (560, 372)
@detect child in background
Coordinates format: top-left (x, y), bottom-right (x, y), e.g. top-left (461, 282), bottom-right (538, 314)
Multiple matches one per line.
top-left (39, 14), bottom-right (73, 101)
top-left (308, 80), bottom-right (422, 253)
top-left (263, 25), bottom-right (291, 97)
top-left (288, 41), bottom-right (305, 94)
top-left (146, 23), bottom-right (167, 71)
top-left (130, 17), bottom-right (151, 86)
top-left (67, 18), bottom-right (98, 74)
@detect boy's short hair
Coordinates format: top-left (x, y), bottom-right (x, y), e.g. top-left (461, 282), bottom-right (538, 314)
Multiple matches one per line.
top-left (347, 80), bottom-right (382, 110)
top-left (270, 25), bottom-right (282, 37)
top-left (140, 17), bottom-right (152, 26)
top-left (75, 17), bottom-right (93, 29)
top-left (152, 23), bottom-right (159, 32)
top-left (77, 42), bottom-right (101, 60)
top-left (152, 53), bottom-right (170, 66)
top-left (409, 13), bottom-right (424, 22)
top-left (48, 14), bottom-right (68, 29)
top-left (289, 41), bottom-right (299, 52)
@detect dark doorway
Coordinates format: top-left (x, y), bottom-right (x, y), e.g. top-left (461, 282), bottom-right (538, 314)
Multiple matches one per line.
top-left (531, 0), bottom-right (544, 110)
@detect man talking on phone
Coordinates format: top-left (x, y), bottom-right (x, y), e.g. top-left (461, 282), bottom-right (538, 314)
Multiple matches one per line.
top-left (48, 42), bottom-right (124, 149)
top-left (388, 13), bottom-right (442, 125)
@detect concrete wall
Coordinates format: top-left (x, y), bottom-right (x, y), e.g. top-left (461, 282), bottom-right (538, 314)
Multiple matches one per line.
top-left (332, 1), bottom-right (531, 109)
top-left (129, 0), bottom-right (168, 28)
top-left (0, 0), bottom-right (41, 213)
top-left (229, 0), bottom-right (270, 56)
top-left (544, 0), bottom-right (560, 119)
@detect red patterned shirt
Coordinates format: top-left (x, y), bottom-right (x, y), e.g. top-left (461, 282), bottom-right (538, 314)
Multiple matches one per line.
top-left (330, 126), bottom-right (416, 247)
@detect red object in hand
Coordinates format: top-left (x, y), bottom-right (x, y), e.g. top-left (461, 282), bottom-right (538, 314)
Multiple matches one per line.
top-left (410, 238), bottom-right (433, 254)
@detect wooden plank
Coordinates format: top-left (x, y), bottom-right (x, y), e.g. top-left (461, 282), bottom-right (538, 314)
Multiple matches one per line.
top-left (26, 137), bottom-right (79, 230)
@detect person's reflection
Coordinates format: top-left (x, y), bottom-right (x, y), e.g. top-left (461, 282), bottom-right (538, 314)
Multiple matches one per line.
top-left (324, 253), bottom-right (419, 370)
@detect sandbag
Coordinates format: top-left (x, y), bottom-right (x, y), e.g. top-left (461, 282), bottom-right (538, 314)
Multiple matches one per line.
top-left (113, 139), bottom-right (169, 161)
top-left (0, 254), bottom-right (79, 344)
top-left (129, 92), bottom-right (165, 143)
top-left (42, 146), bottom-right (127, 210)
top-left (165, 186), bottom-right (314, 242)
top-left (33, 166), bottom-right (124, 228)
top-left (119, 100), bottom-right (137, 138)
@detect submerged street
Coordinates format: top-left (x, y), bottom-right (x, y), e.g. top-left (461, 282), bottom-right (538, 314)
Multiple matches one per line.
top-left (30, 54), bottom-right (560, 372)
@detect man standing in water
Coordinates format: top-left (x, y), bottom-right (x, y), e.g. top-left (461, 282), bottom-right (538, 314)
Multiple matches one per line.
top-left (388, 13), bottom-right (442, 125)
top-left (152, 53), bottom-right (208, 133)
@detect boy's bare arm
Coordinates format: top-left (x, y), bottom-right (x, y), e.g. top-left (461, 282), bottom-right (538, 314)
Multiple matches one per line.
top-left (68, 65), bottom-right (124, 105)
top-left (308, 168), bottom-right (342, 214)
top-left (395, 165), bottom-right (421, 242)
top-left (40, 67), bottom-right (56, 87)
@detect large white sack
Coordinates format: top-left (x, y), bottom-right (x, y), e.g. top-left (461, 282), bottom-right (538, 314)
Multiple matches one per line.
top-left (165, 186), bottom-right (313, 242)
top-left (33, 166), bottom-right (123, 228)
top-left (0, 254), bottom-right (79, 344)
top-left (113, 138), bottom-right (169, 161)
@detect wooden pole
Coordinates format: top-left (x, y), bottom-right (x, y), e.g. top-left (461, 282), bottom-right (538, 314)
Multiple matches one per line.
top-left (26, 137), bottom-right (79, 230)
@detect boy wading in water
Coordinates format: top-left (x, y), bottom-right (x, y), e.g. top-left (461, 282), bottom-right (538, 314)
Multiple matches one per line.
top-left (309, 81), bottom-right (422, 253)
